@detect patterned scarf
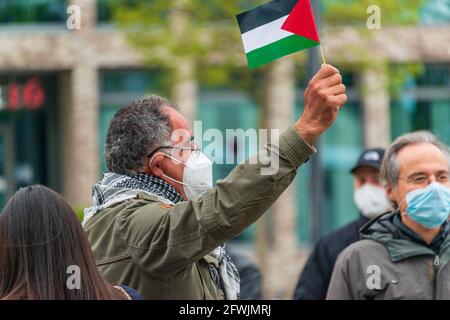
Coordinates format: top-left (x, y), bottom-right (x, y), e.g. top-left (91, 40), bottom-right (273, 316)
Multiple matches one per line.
top-left (83, 173), bottom-right (183, 224)
top-left (84, 172), bottom-right (240, 300)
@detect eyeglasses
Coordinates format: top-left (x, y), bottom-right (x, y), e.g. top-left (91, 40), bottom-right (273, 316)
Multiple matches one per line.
top-left (398, 171), bottom-right (449, 187)
top-left (146, 136), bottom-right (200, 159)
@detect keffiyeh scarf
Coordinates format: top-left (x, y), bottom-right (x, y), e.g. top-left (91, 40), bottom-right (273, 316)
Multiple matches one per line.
top-left (84, 172), bottom-right (240, 300)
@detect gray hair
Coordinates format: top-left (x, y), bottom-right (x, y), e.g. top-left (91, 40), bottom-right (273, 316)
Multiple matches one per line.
top-left (104, 94), bottom-right (174, 175)
top-left (380, 130), bottom-right (450, 189)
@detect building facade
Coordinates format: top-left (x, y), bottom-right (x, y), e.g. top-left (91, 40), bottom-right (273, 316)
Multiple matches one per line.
top-left (0, 0), bottom-right (449, 298)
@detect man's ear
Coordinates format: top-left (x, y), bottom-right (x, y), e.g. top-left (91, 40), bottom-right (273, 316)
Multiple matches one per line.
top-left (385, 184), bottom-right (397, 207)
top-left (147, 154), bottom-right (165, 178)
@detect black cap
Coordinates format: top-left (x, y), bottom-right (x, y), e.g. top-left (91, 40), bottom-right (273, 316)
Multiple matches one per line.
top-left (350, 148), bottom-right (385, 174)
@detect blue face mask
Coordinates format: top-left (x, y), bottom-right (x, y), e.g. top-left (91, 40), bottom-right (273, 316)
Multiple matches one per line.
top-left (404, 182), bottom-right (450, 229)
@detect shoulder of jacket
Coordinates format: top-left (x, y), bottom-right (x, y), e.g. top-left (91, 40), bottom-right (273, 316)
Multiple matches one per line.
top-left (321, 221), bottom-right (357, 241)
top-left (117, 194), bottom-right (174, 223)
top-left (316, 219), bottom-right (361, 250)
top-left (338, 239), bottom-right (388, 263)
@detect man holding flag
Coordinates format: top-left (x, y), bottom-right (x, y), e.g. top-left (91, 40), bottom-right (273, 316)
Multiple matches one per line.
top-left (84, 0), bottom-right (347, 300)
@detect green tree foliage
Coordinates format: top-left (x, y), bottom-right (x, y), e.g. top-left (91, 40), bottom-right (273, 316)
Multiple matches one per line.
top-left (322, 0), bottom-right (426, 25)
top-left (112, 0), bottom-right (430, 98)
top-left (321, 0), bottom-right (428, 96)
top-left (111, 0), bottom-right (266, 94)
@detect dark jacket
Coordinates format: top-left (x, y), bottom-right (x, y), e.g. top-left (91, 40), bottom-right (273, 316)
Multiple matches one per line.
top-left (293, 215), bottom-right (369, 300)
top-left (327, 212), bottom-right (450, 300)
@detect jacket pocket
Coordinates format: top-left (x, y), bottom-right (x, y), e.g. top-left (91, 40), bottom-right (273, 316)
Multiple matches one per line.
top-left (362, 281), bottom-right (391, 300)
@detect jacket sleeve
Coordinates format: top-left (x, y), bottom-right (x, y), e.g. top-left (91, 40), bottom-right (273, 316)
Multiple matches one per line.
top-left (118, 126), bottom-right (316, 277)
top-left (326, 248), bottom-right (354, 300)
top-left (293, 238), bottom-right (334, 300)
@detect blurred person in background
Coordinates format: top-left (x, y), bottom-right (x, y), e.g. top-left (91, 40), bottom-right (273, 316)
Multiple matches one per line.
top-left (226, 243), bottom-right (262, 300)
top-left (0, 185), bottom-right (142, 300)
top-left (293, 148), bottom-right (390, 300)
top-left (83, 65), bottom-right (347, 300)
top-left (327, 131), bottom-right (450, 300)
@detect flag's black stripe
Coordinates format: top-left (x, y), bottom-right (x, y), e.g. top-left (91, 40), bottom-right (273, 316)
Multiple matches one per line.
top-left (236, 0), bottom-right (298, 34)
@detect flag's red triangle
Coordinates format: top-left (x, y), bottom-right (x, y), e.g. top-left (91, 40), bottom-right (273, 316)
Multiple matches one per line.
top-left (281, 0), bottom-right (320, 43)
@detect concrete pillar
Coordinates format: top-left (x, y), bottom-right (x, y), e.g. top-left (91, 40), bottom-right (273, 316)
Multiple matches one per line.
top-left (259, 57), bottom-right (298, 299)
top-left (361, 65), bottom-right (391, 148)
top-left (60, 67), bottom-right (99, 206)
top-left (57, 0), bottom-right (99, 206)
top-left (173, 59), bottom-right (198, 126)
top-left (169, 0), bottom-right (198, 125)
top-left (69, 0), bottom-right (97, 32)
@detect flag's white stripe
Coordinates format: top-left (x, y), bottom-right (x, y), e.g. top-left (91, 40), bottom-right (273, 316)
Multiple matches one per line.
top-left (241, 15), bottom-right (293, 54)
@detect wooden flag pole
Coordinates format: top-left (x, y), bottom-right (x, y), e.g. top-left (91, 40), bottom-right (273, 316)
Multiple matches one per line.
top-left (319, 45), bottom-right (327, 65)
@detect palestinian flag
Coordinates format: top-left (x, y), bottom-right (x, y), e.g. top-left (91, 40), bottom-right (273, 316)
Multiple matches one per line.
top-left (236, 0), bottom-right (320, 69)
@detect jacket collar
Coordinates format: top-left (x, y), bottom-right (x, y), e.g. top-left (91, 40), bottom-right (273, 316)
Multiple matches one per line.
top-left (360, 212), bottom-right (450, 265)
top-left (357, 214), bottom-right (370, 229)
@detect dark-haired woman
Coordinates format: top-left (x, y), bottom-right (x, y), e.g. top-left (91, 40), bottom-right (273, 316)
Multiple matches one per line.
top-left (0, 185), bottom-right (143, 300)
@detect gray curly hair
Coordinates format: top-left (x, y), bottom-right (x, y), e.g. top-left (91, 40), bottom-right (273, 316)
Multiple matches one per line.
top-left (104, 94), bottom-right (174, 175)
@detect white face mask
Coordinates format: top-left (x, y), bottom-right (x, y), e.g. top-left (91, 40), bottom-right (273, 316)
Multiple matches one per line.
top-left (150, 151), bottom-right (213, 200)
top-left (354, 183), bottom-right (391, 219)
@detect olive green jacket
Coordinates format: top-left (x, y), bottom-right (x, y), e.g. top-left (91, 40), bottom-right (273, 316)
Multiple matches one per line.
top-left (84, 127), bottom-right (315, 300)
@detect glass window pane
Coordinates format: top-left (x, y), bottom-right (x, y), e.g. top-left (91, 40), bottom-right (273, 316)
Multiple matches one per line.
top-left (296, 71), bottom-right (362, 245)
top-left (0, 74), bottom-right (59, 206)
top-left (197, 90), bottom-right (260, 243)
top-left (421, 0), bottom-right (450, 25)
top-left (391, 64), bottom-right (450, 145)
top-left (0, 0), bottom-right (67, 23)
top-left (321, 101), bottom-right (362, 233)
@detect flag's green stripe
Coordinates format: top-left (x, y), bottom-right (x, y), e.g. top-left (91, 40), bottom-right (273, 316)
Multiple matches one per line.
top-left (246, 35), bottom-right (319, 69)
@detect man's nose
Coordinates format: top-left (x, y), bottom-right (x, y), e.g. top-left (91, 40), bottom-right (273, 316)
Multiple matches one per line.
top-left (427, 175), bottom-right (438, 185)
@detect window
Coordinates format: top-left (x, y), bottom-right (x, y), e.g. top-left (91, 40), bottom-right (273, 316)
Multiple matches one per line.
top-left (421, 0), bottom-right (450, 25)
top-left (295, 71), bottom-right (363, 245)
top-left (0, 73), bottom-right (59, 209)
top-left (0, 0), bottom-right (67, 24)
top-left (391, 64), bottom-right (450, 145)
top-left (197, 89), bottom-right (260, 243)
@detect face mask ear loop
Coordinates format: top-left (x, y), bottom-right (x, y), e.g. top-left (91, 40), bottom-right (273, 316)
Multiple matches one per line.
top-left (162, 173), bottom-right (188, 187)
top-left (150, 151), bottom-right (186, 166)
top-left (161, 156), bottom-right (210, 190)
top-left (397, 183), bottom-right (436, 218)
top-left (397, 197), bottom-right (408, 217)
top-left (148, 152), bottom-right (187, 186)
